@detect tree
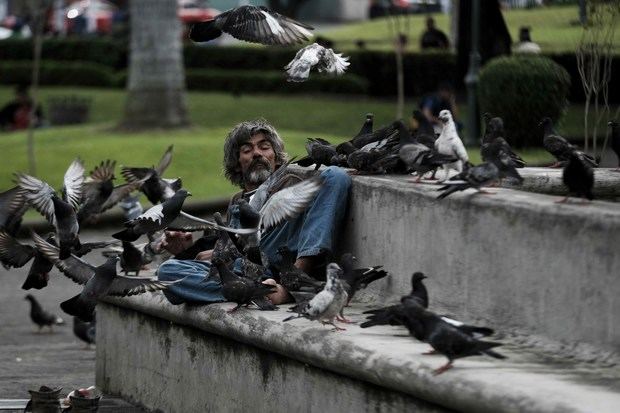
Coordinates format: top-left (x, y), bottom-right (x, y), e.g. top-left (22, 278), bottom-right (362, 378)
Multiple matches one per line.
top-left (120, 0), bottom-right (189, 130)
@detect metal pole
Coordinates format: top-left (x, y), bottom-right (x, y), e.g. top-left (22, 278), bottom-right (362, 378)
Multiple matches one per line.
top-left (464, 0), bottom-right (481, 147)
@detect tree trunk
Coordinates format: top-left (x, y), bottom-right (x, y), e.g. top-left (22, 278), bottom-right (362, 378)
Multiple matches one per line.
top-left (121, 0), bottom-right (189, 130)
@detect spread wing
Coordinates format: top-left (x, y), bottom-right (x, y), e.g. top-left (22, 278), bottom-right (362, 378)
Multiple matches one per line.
top-left (319, 48), bottom-right (350, 76)
top-left (0, 186), bottom-right (28, 230)
top-left (99, 182), bottom-right (141, 214)
top-left (88, 159), bottom-right (115, 182)
top-left (0, 230), bottom-right (35, 268)
top-left (107, 275), bottom-right (175, 297)
top-left (31, 231), bottom-right (95, 285)
top-left (121, 167), bottom-right (155, 184)
top-left (155, 145), bottom-right (174, 176)
top-left (260, 177), bottom-right (322, 230)
top-left (62, 158), bottom-right (85, 210)
top-left (15, 173), bottom-right (57, 225)
top-left (168, 211), bottom-right (256, 234)
top-left (133, 203), bottom-right (164, 225)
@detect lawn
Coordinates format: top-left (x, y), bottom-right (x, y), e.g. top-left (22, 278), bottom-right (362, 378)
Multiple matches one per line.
top-left (319, 5), bottom-right (620, 54)
top-left (0, 87), bottom-right (560, 200)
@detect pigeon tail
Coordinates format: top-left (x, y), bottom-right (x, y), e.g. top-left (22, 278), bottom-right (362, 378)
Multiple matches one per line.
top-left (112, 228), bottom-right (140, 242)
top-left (189, 20), bottom-right (222, 42)
top-left (21, 273), bottom-right (48, 290)
top-left (457, 325), bottom-right (494, 337)
top-left (60, 294), bottom-right (94, 322)
top-left (436, 184), bottom-right (465, 200)
top-left (483, 348), bottom-right (507, 359)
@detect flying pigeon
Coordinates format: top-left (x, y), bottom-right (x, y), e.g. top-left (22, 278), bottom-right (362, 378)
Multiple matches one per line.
top-left (556, 151), bottom-right (594, 204)
top-left (190, 5), bottom-right (314, 46)
top-left (0, 229), bottom-right (35, 269)
top-left (436, 162), bottom-right (499, 200)
top-left (112, 189), bottom-right (192, 242)
top-left (32, 233), bottom-right (175, 322)
top-left (285, 43), bottom-right (350, 82)
top-left (400, 143), bottom-right (458, 182)
top-left (283, 263), bottom-right (349, 331)
top-left (15, 158), bottom-right (84, 259)
top-left (399, 299), bottom-right (505, 375)
top-left (24, 294), bottom-right (64, 332)
top-left (121, 145), bottom-right (182, 205)
top-left (78, 160), bottom-right (142, 224)
top-left (73, 316), bottom-right (96, 348)
top-left (211, 258), bottom-right (277, 312)
top-left (0, 186), bottom-right (29, 236)
top-left (434, 110), bottom-right (469, 182)
top-left (609, 121), bottom-right (620, 171)
top-left (540, 117), bottom-right (597, 168)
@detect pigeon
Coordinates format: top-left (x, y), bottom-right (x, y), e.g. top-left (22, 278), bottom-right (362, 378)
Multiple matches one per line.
top-left (540, 117), bottom-right (597, 168)
top-left (303, 138), bottom-right (338, 170)
top-left (189, 5), bottom-right (314, 46)
top-left (482, 138), bottom-right (524, 184)
top-left (275, 246), bottom-right (324, 292)
top-left (112, 189), bottom-right (192, 242)
top-left (399, 299), bottom-right (505, 375)
top-left (208, 212), bottom-right (243, 274)
top-left (73, 316), bottom-right (96, 348)
top-left (436, 162), bottom-right (499, 200)
top-left (119, 241), bottom-right (147, 275)
top-left (481, 115), bottom-right (505, 145)
top-left (400, 143), bottom-right (458, 182)
top-left (0, 186), bottom-right (29, 236)
top-left (211, 258), bottom-right (277, 312)
top-left (283, 263), bottom-right (349, 331)
top-left (357, 113), bottom-right (374, 137)
top-left (556, 151), bottom-right (594, 204)
top-left (121, 145), bottom-right (182, 205)
top-left (78, 160), bottom-right (142, 224)
top-left (336, 120), bottom-right (402, 154)
top-left (609, 121), bottom-right (620, 171)
top-left (24, 294), bottom-right (64, 332)
top-left (0, 229), bottom-right (35, 269)
top-left (339, 253), bottom-right (388, 305)
top-left (285, 43), bottom-right (350, 82)
top-left (15, 158), bottom-right (84, 259)
top-left (411, 110), bottom-right (436, 149)
top-left (434, 110), bottom-right (469, 182)
top-left (32, 233), bottom-right (175, 322)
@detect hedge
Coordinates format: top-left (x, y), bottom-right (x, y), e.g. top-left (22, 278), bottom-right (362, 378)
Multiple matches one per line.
top-left (0, 60), bottom-right (115, 87)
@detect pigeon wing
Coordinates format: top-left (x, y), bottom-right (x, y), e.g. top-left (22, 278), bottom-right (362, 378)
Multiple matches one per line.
top-left (155, 145), bottom-right (174, 176)
top-left (121, 167), bottom-right (155, 184)
top-left (320, 48), bottom-right (350, 76)
top-left (15, 173), bottom-right (56, 225)
top-left (0, 186), bottom-right (28, 232)
top-left (31, 231), bottom-right (95, 285)
top-left (259, 177), bottom-right (322, 230)
top-left (305, 289), bottom-right (334, 318)
top-left (88, 159), bottom-right (115, 182)
top-left (62, 158), bottom-right (85, 210)
top-left (107, 275), bottom-right (175, 297)
top-left (168, 211), bottom-right (218, 232)
top-left (98, 182), bottom-right (141, 214)
top-left (0, 230), bottom-right (35, 267)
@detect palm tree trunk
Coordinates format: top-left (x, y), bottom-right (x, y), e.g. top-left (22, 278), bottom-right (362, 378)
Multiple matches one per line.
top-left (121, 0), bottom-right (189, 130)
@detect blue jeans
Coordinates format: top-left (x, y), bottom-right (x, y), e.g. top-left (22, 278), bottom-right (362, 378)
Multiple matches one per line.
top-left (158, 166), bottom-right (352, 305)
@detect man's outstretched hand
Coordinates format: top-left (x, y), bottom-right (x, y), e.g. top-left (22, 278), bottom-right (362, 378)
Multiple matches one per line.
top-left (161, 231), bottom-right (193, 255)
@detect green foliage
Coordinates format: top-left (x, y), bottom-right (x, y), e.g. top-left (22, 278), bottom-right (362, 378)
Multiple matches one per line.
top-left (0, 60), bottom-right (115, 87)
top-left (478, 56), bottom-right (571, 148)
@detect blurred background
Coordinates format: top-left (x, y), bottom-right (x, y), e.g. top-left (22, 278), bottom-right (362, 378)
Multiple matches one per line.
top-left (0, 0), bottom-right (618, 201)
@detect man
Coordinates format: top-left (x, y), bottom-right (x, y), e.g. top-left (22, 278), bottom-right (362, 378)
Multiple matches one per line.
top-left (513, 26), bottom-right (541, 55)
top-left (157, 119), bottom-right (351, 305)
top-left (420, 16), bottom-right (449, 50)
top-left (0, 84), bottom-right (44, 131)
top-left (419, 82), bottom-right (460, 133)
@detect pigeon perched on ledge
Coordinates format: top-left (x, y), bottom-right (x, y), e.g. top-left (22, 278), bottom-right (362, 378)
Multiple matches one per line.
top-left (540, 117), bottom-right (597, 168)
top-left (436, 162), bottom-right (499, 200)
top-left (557, 151), bottom-right (594, 204)
top-left (285, 43), bottom-right (350, 82)
top-left (190, 5), bottom-right (313, 46)
top-left (434, 110), bottom-right (469, 182)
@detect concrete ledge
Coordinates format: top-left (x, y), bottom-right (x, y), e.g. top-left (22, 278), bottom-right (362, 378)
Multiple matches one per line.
top-left (97, 294), bottom-right (620, 413)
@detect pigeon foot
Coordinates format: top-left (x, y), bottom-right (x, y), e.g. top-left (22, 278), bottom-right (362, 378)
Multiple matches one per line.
top-left (432, 361), bottom-right (453, 375)
top-left (322, 321), bottom-right (346, 331)
top-left (336, 315), bottom-right (354, 324)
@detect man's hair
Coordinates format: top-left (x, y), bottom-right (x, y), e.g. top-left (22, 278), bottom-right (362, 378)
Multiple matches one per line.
top-left (223, 118), bottom-right (288, 187)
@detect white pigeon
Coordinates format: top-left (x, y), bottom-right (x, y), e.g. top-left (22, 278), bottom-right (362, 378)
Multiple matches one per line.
top-left (283, 263), bottom-right (349, 331)
top-left (285, 43), bottom-right (350, 83)
top-left (434, 110), bottom-right (469, 182)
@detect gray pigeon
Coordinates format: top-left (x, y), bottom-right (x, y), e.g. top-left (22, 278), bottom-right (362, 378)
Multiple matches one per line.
top-left (540, 117), bottom-right (597, 168)
top-left (400, 143), bottom-right (458, 182)
top-left (32, 233), bottom-right (175, 322)
top-left (283, 263), bottom-right (349, 331)
top-left (24, 294), bottom-right (64, 332)
top-left (436, 162), bottom-right (499, 200)
top-left (557, 151), bottom-right (594, 204)
top-left (15, 158), bottom-right (84, 259)
top-left (285, 43), bottom-right (349, 82)
top-left (189, 5), bottom-right (314, 46)
top-left (0, 186), bottom-right (29, 236)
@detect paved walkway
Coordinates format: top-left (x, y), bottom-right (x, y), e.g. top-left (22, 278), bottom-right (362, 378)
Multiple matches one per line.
top-left (0, 229), bottom-right (144, 411)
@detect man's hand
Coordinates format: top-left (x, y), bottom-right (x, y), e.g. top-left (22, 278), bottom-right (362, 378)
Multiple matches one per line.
top-left (262, 278), bottom-right (290, 305)
top-left (161, 231), bottom-right (193, 255)
top-left (195, 249), bottom-right (213, 261)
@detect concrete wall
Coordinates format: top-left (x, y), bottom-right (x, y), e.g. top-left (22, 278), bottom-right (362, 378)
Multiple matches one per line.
top-left (338, 173), bottom-right (620, 359)
top-left (96, 302), bottom-right (449, 413)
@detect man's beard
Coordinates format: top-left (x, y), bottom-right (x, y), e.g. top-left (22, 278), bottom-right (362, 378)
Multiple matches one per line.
top-left (243, 158), bottom-right (273, 186)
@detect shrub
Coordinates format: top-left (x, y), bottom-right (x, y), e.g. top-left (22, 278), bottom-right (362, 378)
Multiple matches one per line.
top-left (0, 61), bottom-right (115, 87)
top-left (478, 56), bottom-right (571, 148)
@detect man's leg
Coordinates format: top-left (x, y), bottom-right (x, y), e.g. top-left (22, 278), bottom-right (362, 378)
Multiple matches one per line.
top-left (261, 166), bottom-right (352, 270)
top-left (157, 259), bottom-right (225, 305)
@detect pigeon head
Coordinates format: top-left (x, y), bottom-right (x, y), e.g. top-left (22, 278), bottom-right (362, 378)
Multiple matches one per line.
top-left (438, 110), bottom-right (452, 124)
top-left (325, 263), bottom-right (343, 283)
top-left (175, 189), bottom-right (191, 198)
top-left (24, 294), bottom-right (35, 301)
top-left (411, 272), bottom-right (427, 284)
top-left (366, 113), bottom-right (374, 120)
top-left (339, 253), bottom-right (357, 272)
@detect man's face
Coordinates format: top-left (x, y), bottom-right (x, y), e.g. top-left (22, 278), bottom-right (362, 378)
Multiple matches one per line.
top-left (238, 132), bottom-right (277, 189)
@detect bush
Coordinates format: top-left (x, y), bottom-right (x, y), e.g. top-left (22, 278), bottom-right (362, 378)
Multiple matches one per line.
top-left (0, 38), bottom-right (126, 69)
top-left (478, 56), bottom-right (571, 148)
top-left (0, 61), bottom-right (115, 87)
top-left (116, 68), bottom-right (369, 95)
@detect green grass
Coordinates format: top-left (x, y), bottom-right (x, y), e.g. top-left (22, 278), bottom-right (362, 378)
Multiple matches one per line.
top-left (0, 86), bottom-right (558, 200)
top-left (319, 5), bottom-right (620, 54)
